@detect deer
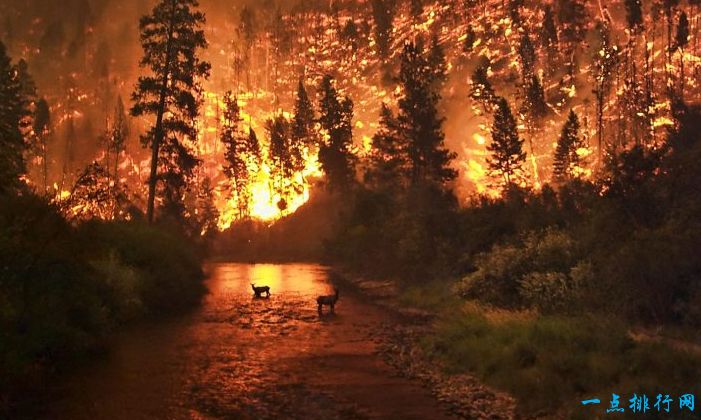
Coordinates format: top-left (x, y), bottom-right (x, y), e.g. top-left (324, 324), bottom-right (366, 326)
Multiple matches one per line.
top-left (317, 288), bottom-right (339, 314)
top-left (251, 283), bottom-right (270, 298)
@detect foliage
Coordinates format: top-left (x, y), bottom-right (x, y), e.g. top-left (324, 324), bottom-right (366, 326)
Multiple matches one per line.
top-left (221, 92), bottom-right (255, 218)
top-left (425, 312), bottom-right (701, 415)
top-left (553, 110), bottom-right (586, 182)
top-left (318, 74), bottom-right (356, 191)
top-left (0, 41), bottom-right (30, 193)
top-left (0, 192), bottom-right (205, 410)
top-left (487, 97), bottom-right (526, 187)
top-left (130, 0), bottom-right (210, 223)
top-left (397, 39), bottom-right (456, 186)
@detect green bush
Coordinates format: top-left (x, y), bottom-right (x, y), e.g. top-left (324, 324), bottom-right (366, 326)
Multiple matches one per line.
top-left (0, 193), bottom-right (205, 410)
top-left (458, 229), bottom-right (585, 309)
top-left (90, 252), bottom-right (144, 322)
top-left (77, 220), bottom-right (206, 313)
top-left (425, 313), bottom-right (701, 415)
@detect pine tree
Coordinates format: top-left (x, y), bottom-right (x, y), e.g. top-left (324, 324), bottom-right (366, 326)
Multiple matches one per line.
top-left (521, 74), bottom-right (547, 182)
top-left (410, 0), bottom-right (424, 22)
top-left (676, 11), bottom-right (689, 98)
top-left (470, 63), bottom-right (497, 113)
top-left (109, 97), bottom-right (129, 185)
top-left (0, 41), bottom-right (29, 193)
top-left (318, 74), bottom-right (356, 191)
top-left (517, 31), bottom-right (536, 81)
top-left (239, 6), bottom-right (256, 90)
top-left (33, 98), bottom-right (51, 193)
top-left (397, 40), bottom-right (457, 185)
top-left (463, 25), bottom-right (476, 53)
top-left (291, 78), bottom-right (317, 153)
top-left (522, 75), bottom-right (548, 126)
top-left (340, 19), bottom-right (360, 52)
top-left (130, 0), bottom-right (210, 223)
top-left (509, 0), bottom-right (525, 25)
top-left (221, 92), bottom-right (251, 219)
top-left (195, 176), bottom-right (219, 241)
top-left (591, 21), bottom-right (618, 158)
top-left (67, 161), bottom-right (117, 221)
top-left (366, 103), bottom-right (408, 189)
top-left (624, 0), bottom-right (644, 32)
top-left (428, 32), bottom-right (447, 91)
top-left (557, 0), bottom-right (587, 47)
top-left (662, 0), bottom-right (681, 95)
top-left (247, 127), bottom-right (261, 172)
top-left (267, 114), bottom-right (295, 211)
top-left (371, 0), bottom-right (396, 59)
top-left (540, 5), bottom-right (559, 50)
top-left (487, 97), bottom-right (526, 187)
top-left (553, 109), bottom-right (585, 182)
top-left (540, 5), bottom-right (560, 78)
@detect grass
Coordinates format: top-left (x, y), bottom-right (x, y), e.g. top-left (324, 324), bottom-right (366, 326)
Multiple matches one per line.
top-left (422, 305), bottom-right (701, 416)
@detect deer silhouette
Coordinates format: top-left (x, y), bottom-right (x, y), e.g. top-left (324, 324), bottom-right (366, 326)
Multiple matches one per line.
top-left (317, 288), bottom-right (339, 314)
top-left (251, 283), bottom-right (270, 298)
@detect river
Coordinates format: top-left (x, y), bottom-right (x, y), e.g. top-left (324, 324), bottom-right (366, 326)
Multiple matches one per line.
top-left (46, 263), bottom-right (452, 419)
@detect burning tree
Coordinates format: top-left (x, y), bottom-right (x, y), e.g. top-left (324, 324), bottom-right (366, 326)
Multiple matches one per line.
top-left (107, 97), bottom-right (129, 189)
top-left (397, 39), bottom-right (456, 187)
top-left (371, 0), bottom-right (396, 60)
top-left (366, 103), bottom-right (407, 190)
top-left (487, 97), bottom-right (526, 188)
top-left (318, 74), bottom-right (356, 192)
top-left (553, 110), bottom-right (587, 183)
top-left (267, 114), bottom-right (296, 212)
top-left (32, 98), bottom-right (51, 194)
top-left (130, 0), bottom-right (211, 223)
top-left (221, 92), bottom-right (252, 219)
top-left (591, 20), bottom-right (619, 158)
top-left (470, 61), bottom-right (498, 114)
top-left (291, 78), bottom-right (317, 161)
top-left (65, 161), bottom-right (128, 221)
top-left (0, 41), bottom-right (29, 194)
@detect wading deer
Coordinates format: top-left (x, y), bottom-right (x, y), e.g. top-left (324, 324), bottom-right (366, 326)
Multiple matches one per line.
top-left (251, 283), bottom-right (270, 298)
top-left (317, 288), bottom-right (339, 314)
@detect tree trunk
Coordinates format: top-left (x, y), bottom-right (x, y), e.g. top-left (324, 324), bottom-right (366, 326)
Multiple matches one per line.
top-left (147, 0), bottom-right (177, 223)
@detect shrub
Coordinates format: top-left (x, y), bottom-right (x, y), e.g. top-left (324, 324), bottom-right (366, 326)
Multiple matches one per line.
top-left (458, 228), bottom-right (583, 309)
top-left (77, 220), bottom-right (206, 313)
top-left (424, 312), bottom-right (701, 415)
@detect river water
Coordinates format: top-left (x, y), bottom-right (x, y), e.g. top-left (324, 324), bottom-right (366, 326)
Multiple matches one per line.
top-left (47, 263), bottom-right (452, 419)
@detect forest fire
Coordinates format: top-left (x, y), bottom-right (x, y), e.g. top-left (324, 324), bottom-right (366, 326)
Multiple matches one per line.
top-left (5, 0), bottom-right (701, 418)
top-left (4, 0), bottom-right (701, 226)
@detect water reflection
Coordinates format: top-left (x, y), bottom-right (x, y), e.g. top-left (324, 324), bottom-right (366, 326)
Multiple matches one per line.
top-left (209, 263), bottom-right (333, 298)
top-left (48, 263), bottom-right (447, 420)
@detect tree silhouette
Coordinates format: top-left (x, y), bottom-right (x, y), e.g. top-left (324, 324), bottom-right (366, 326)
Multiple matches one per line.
top-left (131, 0), bottom-right (210, 223)
top-left (291, 78), bottom-right (316, 170)
top-left (267, 114), bottom-right (295, 211)
top-left (371, 0), bottom-right (396, 59)
top-left (487, 97), bottom-right (526, 187)
top-left (33, 98), bottom-right (51, 193)
top-left (397, 40), bottom-right (456, 186)
top-left (318, 74), bottom-right (356, 191)
top-left (367, 103), bottom-right (408, 189)
top-left (0, 41), bottom-right (29, 193)
top-left (553, 110), bottom-right (586, 182)
top-left (675, 11), bottom-right (689, 98)
top-left (221, 92), bottom-right (252, 219)
top-left (470, 62), bottom-right (497, 113)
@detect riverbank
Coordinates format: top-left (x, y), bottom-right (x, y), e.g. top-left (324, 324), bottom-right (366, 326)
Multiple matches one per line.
top-left (0, 195), bottom-right (206, 417)
top-left (333, 269), bottom-right (517, 419)
top-left (41, 263), bottom-right (460, 419)
top-left (334, 269), bottom-right (701, 418)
